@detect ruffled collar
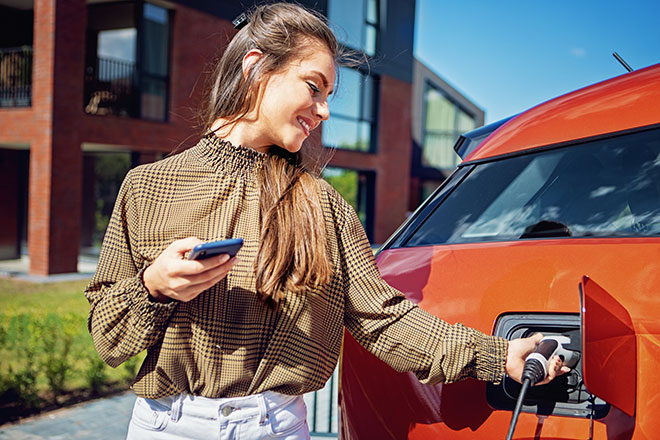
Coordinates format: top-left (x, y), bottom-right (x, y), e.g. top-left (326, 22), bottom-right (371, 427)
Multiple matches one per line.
top-left (192, 132), bottom-right (267, 175)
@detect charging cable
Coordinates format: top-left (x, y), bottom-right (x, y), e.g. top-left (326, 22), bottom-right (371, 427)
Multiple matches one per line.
top-left (505, 335), bottom-right (580, 440)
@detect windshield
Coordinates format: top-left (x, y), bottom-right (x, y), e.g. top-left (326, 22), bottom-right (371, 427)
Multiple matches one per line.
top-left (406, 127), bottom-right (660, 246)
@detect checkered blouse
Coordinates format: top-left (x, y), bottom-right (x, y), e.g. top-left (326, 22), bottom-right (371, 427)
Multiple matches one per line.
top-left (84, 134), bottom-right (507, 399)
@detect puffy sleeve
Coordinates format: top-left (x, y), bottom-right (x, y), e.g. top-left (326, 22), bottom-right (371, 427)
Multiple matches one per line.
top-left (331, 188), bottom-right (507, 384)
top-left (84, 168), bottom-right (177, 368)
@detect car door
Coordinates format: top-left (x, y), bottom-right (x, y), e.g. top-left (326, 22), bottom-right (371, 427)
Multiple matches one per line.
top-left (340, 126), bottom-right (660, 439)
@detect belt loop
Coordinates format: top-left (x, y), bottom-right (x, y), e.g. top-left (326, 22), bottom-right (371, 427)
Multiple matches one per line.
top-left (257, 394), bottom-right (268, 425)
top-left (171, 393), bottom-right (184, 422)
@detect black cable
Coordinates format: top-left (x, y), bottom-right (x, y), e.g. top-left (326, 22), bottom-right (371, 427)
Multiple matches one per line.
top-left (505, 377), bottom-right (531, 440)
top-left (506, 357), bottom-right (546, 440)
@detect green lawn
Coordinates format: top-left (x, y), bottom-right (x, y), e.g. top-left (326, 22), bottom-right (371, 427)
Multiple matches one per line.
top-left (0, 278), bottom-right (91, 314)
top-left (0, 277), bottom-right (143, 424)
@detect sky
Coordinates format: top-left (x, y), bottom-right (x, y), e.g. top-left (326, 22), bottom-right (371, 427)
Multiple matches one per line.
top-left (413, 0), bottom-right (660, 123)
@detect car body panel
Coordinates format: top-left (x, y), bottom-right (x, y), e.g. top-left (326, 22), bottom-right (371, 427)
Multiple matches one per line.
top-left (466, 64), bottom-right (660, 163)
top-left (341, 239), bottom-right (660, 438)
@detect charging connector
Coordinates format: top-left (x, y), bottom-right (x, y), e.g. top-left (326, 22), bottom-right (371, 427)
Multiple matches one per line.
top-left (505, 335), bottom-right (580, 440)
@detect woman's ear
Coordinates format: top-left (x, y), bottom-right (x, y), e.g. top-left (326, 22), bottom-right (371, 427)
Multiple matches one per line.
top-left (242, 49), bottom-right (264, 78)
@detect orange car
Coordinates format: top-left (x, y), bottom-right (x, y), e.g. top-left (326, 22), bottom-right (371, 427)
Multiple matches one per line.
top-left (339, 63), bottom-right (660, 439)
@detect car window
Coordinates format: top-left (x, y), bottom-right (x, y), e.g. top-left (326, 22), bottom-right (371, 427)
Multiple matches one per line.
top-left (406, 127), bottom-right (660, 246)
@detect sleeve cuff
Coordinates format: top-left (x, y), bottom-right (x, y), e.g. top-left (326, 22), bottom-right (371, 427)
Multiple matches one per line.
top-left (474, 334), bottom-right (508, 384)
top-left (128, 266), bottom-right (178, 328)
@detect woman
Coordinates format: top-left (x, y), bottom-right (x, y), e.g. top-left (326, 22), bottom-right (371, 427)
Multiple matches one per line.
top-left (84, 3), bottom-right (565, 439)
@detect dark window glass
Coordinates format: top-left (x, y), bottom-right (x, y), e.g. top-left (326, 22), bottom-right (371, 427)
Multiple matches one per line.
top-left (323, 67), bottom-right (376, 152)
top-left (328, 0), bottom-right (379, 56)
top-left (82, 152), bottom-right (132, 246)
top-left (139, 2), bottom-right (169, 121)
top-left (140, 77), bottom-right (167, 120)
top-left (331, 67), bottom-right (361, 119)
top-left (407, 128), bottom-right (660, 246)
top-left (85, 2), bottom-right (137, 117)
top-left (85, 1), bottom-right (169, 121)
top-left (97, 28), bottom-right (136, 64)
top-left (142, 3), bottom-right (168, 76)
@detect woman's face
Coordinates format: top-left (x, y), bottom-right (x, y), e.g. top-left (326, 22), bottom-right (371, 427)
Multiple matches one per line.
top-left (250, 44), bottom-right (335, 153)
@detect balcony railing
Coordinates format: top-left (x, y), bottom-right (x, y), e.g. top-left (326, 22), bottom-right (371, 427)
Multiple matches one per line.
top-left (0, 46), bottom-right (33, 108)
top-left (84, 56), bottom-right (137, 117)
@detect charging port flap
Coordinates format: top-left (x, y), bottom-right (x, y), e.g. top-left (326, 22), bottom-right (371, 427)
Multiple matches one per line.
top-left (580, 275), bottom-right (636, 417)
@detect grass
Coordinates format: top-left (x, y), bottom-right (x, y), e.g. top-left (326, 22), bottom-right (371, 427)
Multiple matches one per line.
top-left (0, 277), bottom-right (144, 425)
top-left (0, 278), bottom-right (91, 314)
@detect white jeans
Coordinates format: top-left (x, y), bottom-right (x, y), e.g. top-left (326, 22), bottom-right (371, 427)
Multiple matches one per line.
top-left (126, 391), bottom-right (310, 440)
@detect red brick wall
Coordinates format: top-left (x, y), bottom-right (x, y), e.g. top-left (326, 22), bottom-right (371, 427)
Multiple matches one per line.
top-left (373, 76), bottom-right (412, 243)
top-left (24, 0), bottom-right (87, 274)
top-left (0, 2), bottom-right (236, 274)
top-left (78, 6), bottom-right (235, 153)
top-left (0, 109), bottom-right (36, 143)
top-left (328, 76), bottom-right (413, 243)
top-left (0, 1), bottom-right (413, 272)
top-left (28, 0), bottom-right (60, 274)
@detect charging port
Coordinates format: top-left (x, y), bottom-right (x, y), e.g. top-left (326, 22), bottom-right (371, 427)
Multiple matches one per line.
top-left (486, 313), bottom-right (609, 419)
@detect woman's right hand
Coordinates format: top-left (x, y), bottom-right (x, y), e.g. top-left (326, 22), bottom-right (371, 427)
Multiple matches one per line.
top-left (143, 237), bottom-right (238, 303)
top-left (505, 333), bottom-right (569, 385)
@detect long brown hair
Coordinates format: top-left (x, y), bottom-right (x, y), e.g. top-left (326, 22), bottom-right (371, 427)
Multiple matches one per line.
top-left (200, 3), bottom-right (339, 304)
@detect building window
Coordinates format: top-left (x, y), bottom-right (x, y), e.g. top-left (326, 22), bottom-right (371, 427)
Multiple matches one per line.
top-left (323, 167), bottom-right (375, 241)
top-left (81, 151), bottom-right (132, 248)
top-left (328, 0), bottom-right (379, 56)
top-left (422, 83), bottom-right (478, 170)
top-left (85, 1), bottom-right (170, 121)
top-left (322, 67), bottom-right (377, 152)
top-left (140, 3), bottom-right (170, 121)
top-left (0, 5), bottom-right (33, 108)
top-left (0, 46), bottom-right (32, 108)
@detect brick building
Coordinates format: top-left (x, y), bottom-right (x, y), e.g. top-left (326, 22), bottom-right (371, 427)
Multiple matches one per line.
top-left (0, 0), bottom-right (483, 275)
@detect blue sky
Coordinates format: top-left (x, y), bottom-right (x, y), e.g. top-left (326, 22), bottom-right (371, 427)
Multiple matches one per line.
top-left (414, 0), bottom-right (660, 123)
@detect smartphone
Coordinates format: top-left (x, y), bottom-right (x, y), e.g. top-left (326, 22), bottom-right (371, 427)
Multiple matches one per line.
top-left (187, 238), bottom-right (244, 260)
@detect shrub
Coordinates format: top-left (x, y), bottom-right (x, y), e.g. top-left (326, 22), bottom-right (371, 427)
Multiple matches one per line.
top-left (0, 314), bottom-right (41, 409)
top-left (0, 310), bottom-right (145, 423)
top-left (0, 280), bottom-right (147, 423)
top-left (85, 353), bottom-right (109, 394)
top-left (38, 313), bottom-right (82, 401)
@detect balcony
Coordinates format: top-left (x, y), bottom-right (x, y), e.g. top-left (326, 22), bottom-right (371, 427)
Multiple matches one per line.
top-left (84, 56), bottom-right (137, 117)
top-left (0, 46), bottom-right (32, 108)
top-left (83, 55), bottom-right (168, 121)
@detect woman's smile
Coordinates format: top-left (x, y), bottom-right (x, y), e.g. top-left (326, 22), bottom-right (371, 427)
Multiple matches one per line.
top-left (297, 116), bottom-right (313, 136)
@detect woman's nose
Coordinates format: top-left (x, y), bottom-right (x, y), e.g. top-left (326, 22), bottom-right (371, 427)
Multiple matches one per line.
top-left (315, 100), bottom-right (330, 121)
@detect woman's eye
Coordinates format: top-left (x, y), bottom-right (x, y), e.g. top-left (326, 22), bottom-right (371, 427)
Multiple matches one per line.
top-left (307, 82), bottom-right (320, 94)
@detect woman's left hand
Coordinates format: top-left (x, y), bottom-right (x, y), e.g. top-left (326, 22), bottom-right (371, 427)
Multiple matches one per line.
top-left (505, 333), bottom-right (571, 385)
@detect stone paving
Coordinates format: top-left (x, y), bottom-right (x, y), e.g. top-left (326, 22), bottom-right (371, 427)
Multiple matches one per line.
top-left (0, 390), bottom-right (337, 439)
top-left (0, 392), bottom-right (135, 440)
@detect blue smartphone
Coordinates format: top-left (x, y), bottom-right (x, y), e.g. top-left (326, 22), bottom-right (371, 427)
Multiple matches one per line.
top-left (187, 238), bottom-right (244, 260)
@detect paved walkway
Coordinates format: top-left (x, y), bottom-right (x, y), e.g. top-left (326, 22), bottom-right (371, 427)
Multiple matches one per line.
top-left (0, 392), bottom-right (337, 439)
top-left (0, 253), bottom-right (97, 283)
top-left (0, 392), bottom-right (136, 440)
